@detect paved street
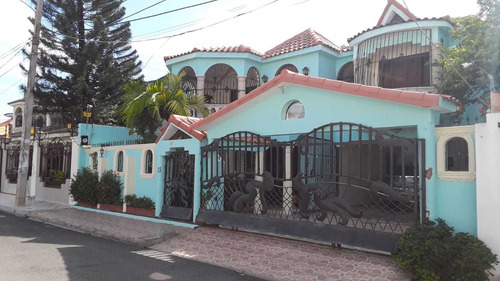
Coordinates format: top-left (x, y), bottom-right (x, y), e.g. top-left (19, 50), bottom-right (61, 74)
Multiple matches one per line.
top-left (0, 211), bottom-right (263, 281)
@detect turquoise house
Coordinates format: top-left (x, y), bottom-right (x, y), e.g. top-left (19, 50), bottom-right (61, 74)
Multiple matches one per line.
top-left (73, 0), bottom-right (480, 252)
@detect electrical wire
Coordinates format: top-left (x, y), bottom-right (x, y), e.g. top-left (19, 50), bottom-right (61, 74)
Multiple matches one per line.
top-left (0, 58), bottom-right (28, 78)
top-left (121, 0), bottom-right (168, 21)
top-left (0, 42), bottom-right (29, 72)
top-left (0, 78), bottom-right (24, 96)
top-left (0, 39), bottom-right (31, 61)
top-left (17, 0), bottom-right (35, 11)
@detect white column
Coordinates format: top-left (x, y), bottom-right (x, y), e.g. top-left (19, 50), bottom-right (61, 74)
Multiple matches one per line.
top-left (196, 76), bottom-right (205, 98)
top-left (237, 76), bottom-right (246, 100)
top-left (28, 141), bottom-right (39, 198)
top-left (283, 146), bottom-right (292, 214)
top-left (45, 113), bottom-right (51, 127)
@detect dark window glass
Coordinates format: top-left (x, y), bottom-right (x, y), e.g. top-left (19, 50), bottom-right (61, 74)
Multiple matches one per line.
top-left (117, 151), bottom-right (124, 172)
top-left (145, 150), bottom-right (153, 174)
top-left (446, 137), bottom-right (469, 171)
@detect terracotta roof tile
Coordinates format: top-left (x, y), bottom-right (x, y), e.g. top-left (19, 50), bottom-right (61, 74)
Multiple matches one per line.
top-left (164, 45), bottom-right (263, 61)
top-left (155, 115), bottom-right (207, 142)
top-left (376, 0), bottom-right (417, 27)
top-left (263, 29), bottom-right (341, 58)
top-left (0, 119), bottom-right (12, 127)
top-left (192, 70), bottom-right (461, 130)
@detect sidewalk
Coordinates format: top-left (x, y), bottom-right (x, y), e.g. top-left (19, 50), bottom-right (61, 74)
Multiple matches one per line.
top-left (0, 193), bottom-right (411, 281)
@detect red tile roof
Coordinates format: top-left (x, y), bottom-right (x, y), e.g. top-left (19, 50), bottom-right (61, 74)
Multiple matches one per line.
top-left (155, 114), bottom-right (207, 142)
top-left (192, 70), bottom-right (461, 130)
top-left (263, 29), bottom-right (341, 58)
top-left (0, 119), bottom-right (12, 127)
top-left (376, 0), bottom-right (417, 27)
top-left (164, 45), bottom-right (263, 61)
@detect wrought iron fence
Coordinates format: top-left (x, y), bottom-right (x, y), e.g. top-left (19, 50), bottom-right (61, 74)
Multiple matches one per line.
top-left (5, 145), bottom-right (33, 184)
top-left (90, 139), bottom-right (151, 148)
top-left (39, 138), bottom-right (72, 188)
top-left (200, 123), bottom-right (425, 235)
top-left (161, 150), bottom-right (195, 220)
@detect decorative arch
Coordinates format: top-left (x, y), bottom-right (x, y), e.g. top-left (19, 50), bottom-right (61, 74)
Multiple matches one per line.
top-left (337, 62), bottom-right (354, 82)
top-left (178, 66), bottom-right (197, 96)
top-left (275, 64), bottom-right (298, 76)
top-left (283, 100), bottom-right (305, 120)
top-left (245, 67), bottom-right (260, 94)
top-left (204, 64), bottom-right (238, 104)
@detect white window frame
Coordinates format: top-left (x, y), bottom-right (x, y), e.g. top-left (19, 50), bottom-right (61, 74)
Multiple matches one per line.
top-left (436, 126), bottom-right (475, 181)
top-left (282, 100), bottom-right (305, 120)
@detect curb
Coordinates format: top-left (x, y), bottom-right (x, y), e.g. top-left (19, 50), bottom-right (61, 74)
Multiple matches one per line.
top-left (27, 211), bottom-right (169, 248)
top-left (0, 205), bottom-right (30, 218)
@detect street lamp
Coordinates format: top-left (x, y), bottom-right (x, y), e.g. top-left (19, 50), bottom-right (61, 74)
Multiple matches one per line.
top-left (99, 147), bottom-right (104, 158)
top-left (462, 61), bottom-right (498, 113)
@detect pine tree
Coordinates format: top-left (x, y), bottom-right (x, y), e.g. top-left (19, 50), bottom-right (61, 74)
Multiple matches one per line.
top-left (23, 0), bottom-right (142, 125)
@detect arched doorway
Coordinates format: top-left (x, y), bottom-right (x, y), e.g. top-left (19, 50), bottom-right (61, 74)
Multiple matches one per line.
top-left (178, 66), bottom-right (197, 96)
top-left (245, 67), bottom-right (260, 94)
top-left (204, 64), bottom-right (238, 104)
top-left (275, 64), bottom-right (298, 76)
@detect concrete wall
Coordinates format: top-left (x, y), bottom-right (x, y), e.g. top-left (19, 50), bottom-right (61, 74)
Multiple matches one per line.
top-left (476, 112), bottom-right (500, 279)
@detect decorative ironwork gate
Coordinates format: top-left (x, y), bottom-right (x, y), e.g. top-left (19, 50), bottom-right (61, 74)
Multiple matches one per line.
top-left (39, 138), bottom-right (72, 188)
top-left (199, 123), bottom-right (426, 252)
top-left (5, 145), bottom-right (33, 184)
top-left (160, 150), bottom-right (195, 221)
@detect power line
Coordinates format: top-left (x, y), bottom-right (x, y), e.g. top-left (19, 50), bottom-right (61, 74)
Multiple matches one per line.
top-left (0, 42), bottom-right (29, 72)
top-left (0, 77), bottom-right (24, 96)
top-left (121, 0), bottom-right (168, 21)
top-left (118, 0), bottom-right (218, 24)
top-left (0, 58), bottom-right (28, 78)
top-left (0, 39), bottom-right (30, 61)
top-left (44, 0), bottom-right (279, 44)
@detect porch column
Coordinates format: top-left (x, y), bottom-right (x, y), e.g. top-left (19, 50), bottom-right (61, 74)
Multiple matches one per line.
top-left (254, 151), bottom-right (264, 214)
top-left (196, 76), bottom-right (205, 98)
top-left (29, 141), bottom-right (40, 198)
top-left (283, 145), bottom-right (292, 214)
top-left (237, 76), bottom-right (246, 99)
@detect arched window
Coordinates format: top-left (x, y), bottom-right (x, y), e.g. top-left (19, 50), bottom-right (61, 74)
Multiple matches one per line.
top-left (445, 137), bottom-right (469, 171)
top-left (337, 62), bottom-right (354, 82)
top-left (275, 64), bottom-right (298, 76)
top-left (117, 151), bottom-right (124, 172)
top-left (246, 67), bottom-right (260, 94)
top-left (15, 108), bottom-right (22, 127)
top-left (285, 101), bottom-right (305, 119)
top-left (145, 150), bottom-right (153, 174)
top-left (179, 66), bottom-right (197, 96)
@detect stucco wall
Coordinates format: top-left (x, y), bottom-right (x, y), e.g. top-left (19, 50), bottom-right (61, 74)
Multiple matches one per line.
top-left (476, 113), bottom-right (500, 279)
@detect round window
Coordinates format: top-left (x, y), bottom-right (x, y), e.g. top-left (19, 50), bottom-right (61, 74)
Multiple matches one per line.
top-left (286, 101), bottom-right (305, 119)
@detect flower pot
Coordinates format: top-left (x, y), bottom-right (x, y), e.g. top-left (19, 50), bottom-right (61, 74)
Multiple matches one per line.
top-left (78, 202), bottom-right (97, 209)
top-left (99, 203), bottom-right (123, 213)
top-left (126, 207), bottom-right (155, 217)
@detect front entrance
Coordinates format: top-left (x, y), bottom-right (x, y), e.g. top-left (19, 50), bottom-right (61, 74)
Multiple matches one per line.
top-left (198, 123), bottom-right (426, 252)
top-left (160, 150), bottom-right (195, 221)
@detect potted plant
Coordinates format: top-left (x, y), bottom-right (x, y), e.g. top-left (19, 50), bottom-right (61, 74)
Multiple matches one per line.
top-left (124, 195), bottom-right (155, 217)
top-left (98, 170), bottom-right (123, 212)
top-left (70, 168), bottom-right (100, 208)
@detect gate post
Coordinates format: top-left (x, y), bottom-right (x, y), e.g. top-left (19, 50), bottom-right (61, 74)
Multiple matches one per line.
top-left (29, 140), bottom-right (40, 198)
top-left (192, 151), bottom-right (201, 223)
top-left (417, 123), bottom-right (435, 220)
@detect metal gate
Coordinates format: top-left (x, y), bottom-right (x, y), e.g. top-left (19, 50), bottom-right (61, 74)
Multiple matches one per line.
top-left (198, 122), bottom-right (426, 252)
top-left (160, 150), bottom-right (195, 221)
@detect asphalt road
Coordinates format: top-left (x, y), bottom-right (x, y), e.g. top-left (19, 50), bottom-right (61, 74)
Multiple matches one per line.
top-left (0, 211), bottom-right (264, 281)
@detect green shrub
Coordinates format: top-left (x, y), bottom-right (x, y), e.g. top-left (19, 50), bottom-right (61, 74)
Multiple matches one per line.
top-left (99, 170), bottom-right (123, 205)
top-left (394, 218), bottom-right (498, 281)
top-left (70, 168), bottom-right (100, 204)
top-left (124, 194), bottom-right (154, 209)
top-left (49, 169), bottom-right (66, 184)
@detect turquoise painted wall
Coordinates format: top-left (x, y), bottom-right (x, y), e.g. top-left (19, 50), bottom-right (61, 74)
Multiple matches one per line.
top-left (435, 181), bottom-right (477, 235)
top-left (169, 54), bottom-right (262, 77)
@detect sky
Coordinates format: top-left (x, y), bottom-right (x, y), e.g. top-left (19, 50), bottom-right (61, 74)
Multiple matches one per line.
top-left (0, 0), bottom-right (480, 122)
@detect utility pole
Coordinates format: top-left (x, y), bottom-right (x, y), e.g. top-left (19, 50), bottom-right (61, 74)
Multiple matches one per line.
top-left (16, 0), bottom-right (44, 206)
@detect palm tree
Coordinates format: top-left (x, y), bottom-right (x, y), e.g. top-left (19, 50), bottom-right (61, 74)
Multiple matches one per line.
top-left (121, 73), bottom-right (208, 142)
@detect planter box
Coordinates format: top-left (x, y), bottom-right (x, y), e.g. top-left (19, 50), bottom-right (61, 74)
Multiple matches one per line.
top-left (126, 207), bottom-right (155, 217)
top-left (78, 202), bottom-right (97, 209)
top-left (99, 203), bottom-right (123, 213)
